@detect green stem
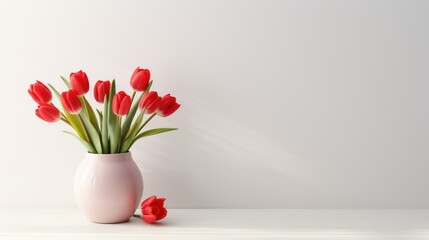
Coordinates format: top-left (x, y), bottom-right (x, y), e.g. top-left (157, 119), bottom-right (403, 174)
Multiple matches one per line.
top-left (136, 113), bottom-right (156, 135)
top-left (128, 109), bottom-right (146, 140)
top-left (80, 96), bottom-right (100, 134)
top-left (77, 114), bottom-right (91, 144)
top-left (60, 111), bottom-right (69, 124)
top-left (102, 95), bottom-right (109, 153)
top-left (126, 91), bottom-right (136, 119)
top-left (130, 91), bottom-right (136, 104)
top-left (116, 115), bottom-right (122, 153)
top-left (61, 117), bottom-right (70, 125)
top-left (125, 110), bottom-right (145, 140)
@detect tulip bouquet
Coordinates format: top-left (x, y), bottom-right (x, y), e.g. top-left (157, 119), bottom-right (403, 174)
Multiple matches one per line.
top-left (28, 67), bottom-right (180, 154)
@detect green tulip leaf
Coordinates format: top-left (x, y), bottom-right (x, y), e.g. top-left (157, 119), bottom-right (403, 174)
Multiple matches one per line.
top-left (81, 97), bottom-right (100, 134)
top-left (47, 83), bottom-right (62, 100)
top-left (120, 112), bottom-right (143, 152)
top-left (128, 128), bottom-right (178, 150)
top-left (125, 111), bottom-right (144, 140)
top-left (96, 109), bottom-right (103, 126)
top-left (60, 76), bottom-right (71, 89)
top-left (135, 127), bottom-right (178, 138)
top-left (101, 95), bottom-right (109, 153)
top-left (107, 80), bottom-right (120, 153)
top-left (120, 93), bottom-right (142, 141)
top-left (79, 114), bottom-right (102, 153)
top-left (63, 131), bottom-right (96, 153)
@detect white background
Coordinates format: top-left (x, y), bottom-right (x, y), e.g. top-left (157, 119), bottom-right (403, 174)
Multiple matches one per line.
top-left (0, 0), bottom-right (428, 209)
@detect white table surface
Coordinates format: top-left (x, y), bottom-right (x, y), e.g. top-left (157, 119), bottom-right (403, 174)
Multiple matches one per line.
top-left (1, 209), bottom-right (429, 239)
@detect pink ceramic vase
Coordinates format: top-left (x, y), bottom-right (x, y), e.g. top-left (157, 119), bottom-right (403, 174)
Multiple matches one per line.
top-left (74, 152), bottom-right (143, 223)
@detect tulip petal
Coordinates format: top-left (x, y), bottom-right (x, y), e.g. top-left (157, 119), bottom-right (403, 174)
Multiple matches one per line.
top-left (146, 97), bottom-right (161, 114)
top-left (118, 95), bottom-right (131, 115)
top-left (139, 91), bottom-right (158, 109)
top-left (151, 206), bottom-right (161, 216)
top-left (28, 89), bottom-right (41, 103)
top-left (61, 92), bottom-right (72, 113)
top-left (28, 81), bottom-right (52, 104)
top-left (142, 206), bottom-right (153, 215)
top-left (112, 91), bottom-right (131, 116)
top-left (141, 195), bottom-right (157, 208)
top-left (94, 80), bottom-right (110, 103)
top-left (112, 94), bottom-right (120, 114)
top-left (157, 208), bottom-right (167, 220)
top-left (67, 92), bottom-right (82, 113)
top-left (161, 103), bottom-right (180, 117)
top-left (157, 94), bottom-right (180, 117)
top-left (159, 95), bottom-right (175, 110)
top-left (35, 104), bottom-right (60, 123)
top-left (154, 198), bottom-right (166, 207)
top-left (144, 206), bottom-right (160, 216)
top-left (141, 214), bottom-right (157, 223)
top-left (70, 70), bottom-right (89, 96)
top-left (130, 67), bottom-right (150, 91)
top-left (61, 90), bottom-right (82, 114)
top-left (33, 84), bottom-right (52, 103)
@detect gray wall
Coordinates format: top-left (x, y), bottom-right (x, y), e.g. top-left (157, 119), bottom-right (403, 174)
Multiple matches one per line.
top-left (0, 0), bottom-right (428, 208)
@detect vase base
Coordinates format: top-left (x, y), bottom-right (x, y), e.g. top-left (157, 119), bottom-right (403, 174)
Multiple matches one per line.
top-left (89, 218), bottom-right (130, 224)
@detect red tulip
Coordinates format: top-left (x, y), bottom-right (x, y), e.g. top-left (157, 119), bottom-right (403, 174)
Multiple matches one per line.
top-left (140, 196), bottom-right (167, 223)
top-left (139, 91), bottom-right (161, 114)
top-left (157, 94), bottom-right (180, 117)
top-left (28, 81), bottom-right (52, 104)
top-left (112, 91), bottom-right (131, 116)
top-left (70, 70), bottom-right (89, 96)
top-left (35, 104), bottom-right (61, 123)
top-left (93, 80), bottom-right (111, 103)
top-left (61, 90), bottom-right (82, 114)
top-left (130, 67), bottom-right (150, 92)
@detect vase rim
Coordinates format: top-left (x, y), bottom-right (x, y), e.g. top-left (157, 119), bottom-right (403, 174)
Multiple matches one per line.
top-left (85, 152), bottom-right (132, 161)
top-left (86, 151), bottom-right (131, 156)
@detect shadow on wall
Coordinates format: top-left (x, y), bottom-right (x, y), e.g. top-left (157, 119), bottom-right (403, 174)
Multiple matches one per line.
top-left (132, 94), bottom-right (322, 208)
top-left (184, 96), bottom-right (316, 182)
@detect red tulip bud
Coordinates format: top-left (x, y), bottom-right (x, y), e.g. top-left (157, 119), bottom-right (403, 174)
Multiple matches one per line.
top-left (112, 91), bottom-right (131, 116)
top-left (139, 91), bottom-right (161, 114)
top-left (35, 104), bottom-right (60, 123)
top-left (140, 195), bottom-right (167, 223)
top-left (61, 90), bottom-right (82, 114)
top-left (70, 70), bottom-right (89, 96)
top-left (93, 80), bottom-right (111, 103)
top-left (157, 94), bottom-right (180, 117)
top-left (130, 67), bottom-right (150, 92)
top-left (28, 81), bottom-right (52, 104)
